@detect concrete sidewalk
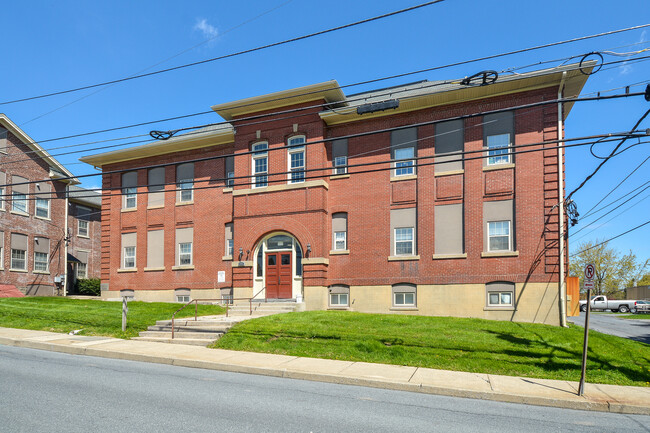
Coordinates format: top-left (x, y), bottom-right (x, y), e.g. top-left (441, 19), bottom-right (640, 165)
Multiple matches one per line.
top-left (1, 327), bottom-right (648, 415)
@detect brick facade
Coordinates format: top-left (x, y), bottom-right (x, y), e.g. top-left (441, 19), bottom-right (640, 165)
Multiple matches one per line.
top-left (83, 64), bottom-right (591, 325)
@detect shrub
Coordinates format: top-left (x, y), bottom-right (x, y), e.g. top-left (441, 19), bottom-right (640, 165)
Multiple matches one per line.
top-left (75, 278), bottom-right (101, 296)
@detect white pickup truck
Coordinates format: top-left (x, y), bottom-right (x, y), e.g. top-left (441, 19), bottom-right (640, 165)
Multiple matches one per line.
top-left (579, 295), bottom-right (639, 313)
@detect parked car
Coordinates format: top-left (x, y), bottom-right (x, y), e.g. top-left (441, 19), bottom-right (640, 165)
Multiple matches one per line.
top-left (579, 295), bottom-right (639, 313)
top-left (632, 300), bottom-right (650, 314)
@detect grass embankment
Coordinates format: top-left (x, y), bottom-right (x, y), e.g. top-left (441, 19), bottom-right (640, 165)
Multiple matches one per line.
top-left (213, 311), bottom-right (650, 386)
top-left (0, 297), bottom-right (224, 339)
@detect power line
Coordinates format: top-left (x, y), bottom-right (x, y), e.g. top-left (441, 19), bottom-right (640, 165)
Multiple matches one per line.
top-left (570, 218), bottom-right (650, 257)
top-left (0, 0), bottom-right (446, 106)
top-left (3, 90), bottom-right (646, 189)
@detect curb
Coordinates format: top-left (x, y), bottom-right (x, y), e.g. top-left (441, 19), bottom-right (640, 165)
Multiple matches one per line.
top-left (1, 334), bottom-right (648, 416)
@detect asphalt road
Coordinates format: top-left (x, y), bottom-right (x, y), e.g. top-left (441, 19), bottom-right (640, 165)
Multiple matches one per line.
top-left (568, 313), bottom-right (650, 344)
top-left (1, 345), bottom-right (648, 433)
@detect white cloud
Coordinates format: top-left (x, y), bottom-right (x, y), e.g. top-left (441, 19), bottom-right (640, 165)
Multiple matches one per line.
top-left (619, 29), bottom-right (648, 76)
top-left (194, 18), bottom-right (219, 40)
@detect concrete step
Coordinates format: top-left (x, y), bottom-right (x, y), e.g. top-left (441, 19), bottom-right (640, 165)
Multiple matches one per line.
top-left (132, 336), bottom-right (218, 346)
top-left (147, 325), bottom-right (231, 333)
top-left (139, 331), bottom-right (224, 339)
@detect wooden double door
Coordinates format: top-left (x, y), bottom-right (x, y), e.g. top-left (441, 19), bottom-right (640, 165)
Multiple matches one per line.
top-left (265, 252), bottom-right (293, 299)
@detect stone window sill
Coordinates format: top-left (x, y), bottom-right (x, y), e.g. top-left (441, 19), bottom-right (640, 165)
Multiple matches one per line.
top-left (33, 270), bottom-right (50, 275)
top-left (329, 174), bottom-right (350, 180)
top-left (34, 215), bottom-right (51, 221)
top-left (117, 268), bottom-right (138, 273)
top-left (222, 255), bottom-right (233, 261)
top-left (121, 208), bottom-right (137, 213)
top-left (175, 201), bottom-right (193, 207)
top-left (434, 169), bottom-right (464, 177)
top-left (9, 268), bottom-right (28, 273)
top-left (147, 205), bottom-right (165, 210)
top-left (10, 210), bottom-right (29, 217)
top-left (329, 250), bottom-right (349, 255)
top-left (481, 251), bottom-right (519, 258)
top-left (484, 306), bottom-right (515, 311)
top-left (172, 265), bottom-right (195, 271)
top-left (328, 306), bottom-right (350, 310)
top-left (223, 188), bottom-right (233, 193)
top-left (432, 253), bottom-right (467, 260)
top-left (388, 255), bottom-right (420, 261)
top-left (390, 307), bottom-right (418, 311)
top-left (483, 163), bottom-right (515, 172)
top-left (144, 267), bottom-right (165, 272)
top-left (390, 174), bottom-right (417, 182)
top-left (77, 235), bottom-right (90, 239)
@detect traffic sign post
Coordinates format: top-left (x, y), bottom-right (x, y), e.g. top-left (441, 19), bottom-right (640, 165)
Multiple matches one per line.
top-left (578, 263), bottom-right (595, 396)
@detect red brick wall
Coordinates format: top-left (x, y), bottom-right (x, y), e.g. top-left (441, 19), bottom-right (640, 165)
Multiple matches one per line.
top-left (99, 87), bottom-right (565, 296)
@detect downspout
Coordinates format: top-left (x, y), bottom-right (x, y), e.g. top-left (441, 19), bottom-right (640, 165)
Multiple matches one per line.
top-left (558, 72), bottom-right (567, 327)
top-left (63, 183), bottom-right (69, 296)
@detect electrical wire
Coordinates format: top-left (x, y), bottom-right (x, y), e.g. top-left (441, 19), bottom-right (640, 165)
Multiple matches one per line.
top-left (569, 218), bottom-right (650, 257)
top-left (0, 1), bottom-right (447, 106)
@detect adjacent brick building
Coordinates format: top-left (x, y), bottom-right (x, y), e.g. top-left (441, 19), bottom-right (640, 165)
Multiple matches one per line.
top-left (81, 63), bottom-right (592, 325)
top-left (0, 115), bottom-right (100, 296)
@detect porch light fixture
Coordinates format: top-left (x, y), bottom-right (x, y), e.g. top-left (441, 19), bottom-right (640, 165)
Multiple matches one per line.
top-left (306, 243), bottom-right (312, 257)
top-left (238, 247), bottom-right (244, 260)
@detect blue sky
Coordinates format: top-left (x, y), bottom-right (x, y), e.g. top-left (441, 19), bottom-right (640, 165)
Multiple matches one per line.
top-left (1, 0), bottom-right (649, 261)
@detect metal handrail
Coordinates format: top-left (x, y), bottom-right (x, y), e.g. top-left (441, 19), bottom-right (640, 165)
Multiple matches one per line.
top-left (170, 288), bottom-right (267, 339)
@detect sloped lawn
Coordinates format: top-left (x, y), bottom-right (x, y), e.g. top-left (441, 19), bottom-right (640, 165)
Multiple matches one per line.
top-left (0, 297), bottom-right (224, 339)
top-left (213, 310), bottom-right (650, 386)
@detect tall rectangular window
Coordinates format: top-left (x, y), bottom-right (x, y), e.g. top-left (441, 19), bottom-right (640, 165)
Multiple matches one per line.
top-left (394, 228), bottom-right (414, 255)
top-left (122, 171), bottom-right (138, 209)
top-left (146, 230), bottom-right (164, 268)
top-left (434, 204), bottom-right (463, 255)
top-left (483, 111), bottom-right (514, 166)
top-left (34, 237), bottom-right (50, 272)
top-left (35, 183), bottom-right (51, 218)
top-left (390, 208), bottom-right (416, 257)
top-left (78, 220), bottom-right (89, 237)
top-left (332, 212), bottom-right (348, 251)
top-left (11, 176), bottom-right (28, 214)
top-left (483, 199), bottom-right (514, 252)
top-left (391, 128), bottom-right (417, 177)
top-left (435, 119), bottom-right (464, 173)
top-left (0, 127), bottom-right (7, 154)
top-left (121, 232), bottom-right (137, 269)
top-left (10, 233), bottom-right (28, 270)
top-left (288, 136), bottom-right (305, 184)
top-left (0, 171), bottom-right (6, 211)
top-left (148, 167), bottom-right (165, 208)
top-left (175, 227), bottom-right (193, 267)
top-left (176, 163), bottom-right (194, 203)
top-left (225, 223), bottom-right (233, 257)
top-left (0, 231), bottom-right (4, 269)
top-left (252, 142), bottom-right (268, 188)
top-left (225, 156), bottom-right (235, 187)
top-left (76, 262), bottom-right (87, 279)
top-left (332, 139), bottom-right (348, 175)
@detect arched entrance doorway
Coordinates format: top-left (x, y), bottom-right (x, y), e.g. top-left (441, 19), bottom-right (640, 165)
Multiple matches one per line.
top-left (253, 233), bottom-right (303, 299)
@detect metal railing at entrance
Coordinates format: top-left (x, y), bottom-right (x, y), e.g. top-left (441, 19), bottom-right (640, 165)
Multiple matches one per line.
top-left (170, 288), bottom-right (266, 339)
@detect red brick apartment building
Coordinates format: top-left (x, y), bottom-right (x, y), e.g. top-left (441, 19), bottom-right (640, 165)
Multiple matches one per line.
top-left (0, 115), bottom-right (100, 296)
top-left (81, 63), bottom-right (592, 325)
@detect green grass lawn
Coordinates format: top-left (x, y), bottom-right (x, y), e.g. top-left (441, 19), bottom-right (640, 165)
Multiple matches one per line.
top-left (0, 297), bottom-right (225, 339)
top-left (212, 311), bottom-right (650, 386)
top-left (621, 314), bottom-right (650, 320)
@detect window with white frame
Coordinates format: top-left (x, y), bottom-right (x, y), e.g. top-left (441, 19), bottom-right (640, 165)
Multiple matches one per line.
top-left (486, 133), bottom-right (511, 165)
top-left (177, 295), bottom-right (190, 303)
top-left (175, 288), bottom-right (191, 303)
top-left (225, 223), bottom-right (233, 258)
top-left (394, 227), bottom-right (414, 255)
top-left (179, 242), bottom-right (192, 266)
top-left (122, 171), bottom-right (137, 209)
top-left (226, 239), bottom-right (233, 257)
top-left (252, 142), bottom-right (268, 188)
top-left (487, 221), bottom-right (511, 252)
top-left (394, 146), bottom-right (415, 176)
top-left (35, 196), bottom-right (50, 218)
top-left (486, 282), bottom-right (515, 307)
top-left (34, 252), bottom-right (48, 272)
top-left (329, 285), bottom-right (349, 307)
top-left (123, 246), bottom-right (136, 268)
top-left (12, 191), bottom-right (27, 214)
top-left (287, 136), bottom-right (305, 183)
top-left (78, 220), bottom-right (89, 237)
top-left (0, 186), bottom-right (4, 210)
top-left (76, 262), bottom-right (87, 279)
top-left (392, 283), bottom-right (416, 307)
top-left (225, 156), bottom-right (235, 187)
top-left (177, 163), bottom-right (194, 203)
top-left (333, 156), bottom-right (347, 175)
top-left (11, 249), bottom-right (26, 270)
top-left (332, 212), bottom-right (348, 251)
